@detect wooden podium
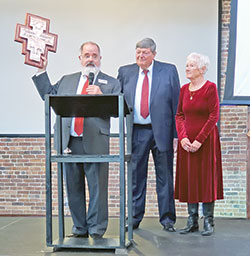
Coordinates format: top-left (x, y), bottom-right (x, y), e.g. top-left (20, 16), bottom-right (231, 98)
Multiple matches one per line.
top-left (44, 94), bottom-right (134, 253)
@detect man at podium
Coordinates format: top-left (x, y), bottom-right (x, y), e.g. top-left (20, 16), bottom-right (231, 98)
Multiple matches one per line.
top-left (32, 41), bottom-right (120, 239)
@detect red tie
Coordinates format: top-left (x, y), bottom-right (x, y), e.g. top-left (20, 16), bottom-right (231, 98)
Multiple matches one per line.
top-left (140, 70), bottom-right (149, 119)
top-left (74, 78), bottom-right (89, 135)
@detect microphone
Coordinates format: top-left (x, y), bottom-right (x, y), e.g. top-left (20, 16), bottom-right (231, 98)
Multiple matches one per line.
top-left (88, 72), bottom-right (95, 85)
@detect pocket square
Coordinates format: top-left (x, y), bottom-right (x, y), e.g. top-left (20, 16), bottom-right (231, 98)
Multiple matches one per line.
top-left (98, 79), bottom-right (108, 84)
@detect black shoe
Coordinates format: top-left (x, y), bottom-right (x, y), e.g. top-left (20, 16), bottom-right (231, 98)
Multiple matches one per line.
top-left (201, 217), bottom-right (214, 236)
top-left (179, 214), bottom-right (199, 234)
top-left (179, 224), bottom-right (199, 234)
top-left (201, 203), bottom-right (214, 236)
top-left (125, 220), bottom-right (139, 232)
top-left (67, 232), bottom-right (88, 238)
top-left (90, 233), bottom-right (103, 239)
top-left (163, 223), bottom-right (176, 232)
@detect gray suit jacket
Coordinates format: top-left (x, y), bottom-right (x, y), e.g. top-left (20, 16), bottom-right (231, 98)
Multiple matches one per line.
top-left (32, 71), bottom-right (120, 153)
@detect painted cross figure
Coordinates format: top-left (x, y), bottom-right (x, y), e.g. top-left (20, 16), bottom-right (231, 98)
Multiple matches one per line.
top-left (15, 13), bottom-right (58, 68)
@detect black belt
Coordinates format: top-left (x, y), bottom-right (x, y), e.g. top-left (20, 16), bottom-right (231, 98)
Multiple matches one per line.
top-left (133, 123), bottom-right (152, 129)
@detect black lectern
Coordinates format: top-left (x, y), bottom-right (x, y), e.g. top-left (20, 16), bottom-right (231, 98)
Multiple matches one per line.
top-left (44, 94), bottom-right (133, 253)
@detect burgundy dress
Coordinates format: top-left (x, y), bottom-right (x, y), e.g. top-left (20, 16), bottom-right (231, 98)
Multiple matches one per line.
top-left (175, 80), bottom-right (223, 203)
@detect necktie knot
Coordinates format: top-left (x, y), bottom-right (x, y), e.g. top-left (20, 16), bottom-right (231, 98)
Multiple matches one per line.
top-left (143, 70), bottom-right (149, 75)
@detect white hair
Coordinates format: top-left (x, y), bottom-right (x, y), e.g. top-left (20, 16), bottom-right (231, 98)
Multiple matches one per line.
top-left (186, 52), bottom-right (210, 74)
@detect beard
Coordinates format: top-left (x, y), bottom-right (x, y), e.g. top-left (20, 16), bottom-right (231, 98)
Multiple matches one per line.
top-left (81, 62), bottom-right (100, 76)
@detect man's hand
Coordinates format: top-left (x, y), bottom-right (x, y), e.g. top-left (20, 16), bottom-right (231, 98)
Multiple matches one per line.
top-left (37, 56), bottom-right (48, 73)
top-left (86, 85), bottom-right (103, 95)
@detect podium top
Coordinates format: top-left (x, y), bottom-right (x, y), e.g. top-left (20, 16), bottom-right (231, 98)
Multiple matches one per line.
top-left (46, 94), bottom-right (131, 118)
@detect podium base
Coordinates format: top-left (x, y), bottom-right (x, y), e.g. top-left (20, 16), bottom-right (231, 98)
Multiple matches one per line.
top-left (49, 237), bottom-right (133, 252)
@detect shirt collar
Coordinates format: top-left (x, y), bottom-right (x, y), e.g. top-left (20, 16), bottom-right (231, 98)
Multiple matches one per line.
top-left (81, 71), bottom-right (100, 83)
top-left (81, 70), bottom-right (100, 78)
top-left (139, 60), bottom-right (154, 74)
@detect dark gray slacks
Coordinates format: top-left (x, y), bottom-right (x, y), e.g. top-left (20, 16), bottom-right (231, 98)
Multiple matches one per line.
top-left (64, 136), bottom-right (108, 236)
top-left (130, 125), bottom-right (176, 227)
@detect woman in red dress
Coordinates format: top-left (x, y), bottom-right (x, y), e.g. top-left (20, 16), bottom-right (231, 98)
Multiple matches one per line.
top-left (175, 52), bottom-right (223, 236)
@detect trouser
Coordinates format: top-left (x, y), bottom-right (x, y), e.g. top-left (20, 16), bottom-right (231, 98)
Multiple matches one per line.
top-left (64, 136), bottom-right (108, 236)
top-left (131, 125), bottom-right (176, 227)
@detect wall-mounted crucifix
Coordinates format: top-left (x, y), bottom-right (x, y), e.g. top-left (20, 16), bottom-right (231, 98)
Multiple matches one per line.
top-left (15, 13), bottom-right (58, 68)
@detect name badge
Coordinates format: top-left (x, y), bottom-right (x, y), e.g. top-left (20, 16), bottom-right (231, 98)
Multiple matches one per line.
top-left (98, 79), bottom-right (108, 84)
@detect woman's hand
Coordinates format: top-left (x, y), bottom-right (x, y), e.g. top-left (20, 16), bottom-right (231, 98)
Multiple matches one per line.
top-left (180, 138), bottom-right (192, 152)
top-left (190, 140), bottom-right (202, 152)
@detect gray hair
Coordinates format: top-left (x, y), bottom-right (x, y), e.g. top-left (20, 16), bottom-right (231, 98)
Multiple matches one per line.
top-left (136, 38), bottom-right (156, 53)
top-left (80, 41), bottom-right (101, 55)
top-left (187, 52), bottom-right (210, 73)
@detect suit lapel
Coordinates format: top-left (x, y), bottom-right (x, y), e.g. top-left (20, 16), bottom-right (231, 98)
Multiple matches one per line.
top-left (95, 72), bottom-right (109, 93)
top-left (95, 71), bottom-right (103, 83)
top-left (129, 65), bottom-right (139, 107)
top-left (71, 72), bottom-right (81, 94)
top-left (150, 61), bottom-right (161, 104)
top-left (95, 71), bottom-right (106, 86)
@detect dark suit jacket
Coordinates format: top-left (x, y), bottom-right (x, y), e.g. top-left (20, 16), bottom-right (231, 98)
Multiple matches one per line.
top-left (117, 60), bottom-right (180, 152)
top-left (32, 71), bottom-right (120, 153)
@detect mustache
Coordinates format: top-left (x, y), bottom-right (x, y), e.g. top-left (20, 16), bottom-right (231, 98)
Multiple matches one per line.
top-left (81, 64), bottom-right (100, 76)
top-left (86, 61), bottom-right (96, 68)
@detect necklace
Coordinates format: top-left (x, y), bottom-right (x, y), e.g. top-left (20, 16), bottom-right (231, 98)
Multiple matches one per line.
top-left (189, 80), bottom-right (206, 100)
top-left (189, 91), bottom-right (195, 100)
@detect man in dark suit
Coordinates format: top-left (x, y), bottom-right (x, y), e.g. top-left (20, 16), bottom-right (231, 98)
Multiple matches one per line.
top-left (117, 38), bottom-right (180, 232)
top-left (32, 41), bottom-right (120, 239)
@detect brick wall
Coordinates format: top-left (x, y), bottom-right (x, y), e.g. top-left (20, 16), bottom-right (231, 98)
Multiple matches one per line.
top-left (217, 0), bottom-right (248, 218)
top-left (0, 0), bottom-right (249, 218)
top-left (0, 137), bottom-right (46, 215)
